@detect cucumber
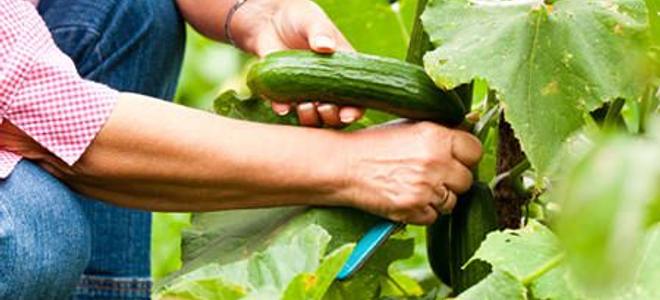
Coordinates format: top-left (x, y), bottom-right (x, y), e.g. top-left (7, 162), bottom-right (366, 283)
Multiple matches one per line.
top-left (426, 182), bottom-right (499, 294)
top-left (449, 182), bottom-right (499, 294)
top-left (247, 50), bottom-right (466, 126)
top-left (426, 215), bottom-right (452, 285)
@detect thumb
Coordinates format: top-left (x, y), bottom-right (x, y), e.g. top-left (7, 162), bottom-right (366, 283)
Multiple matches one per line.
top-left (303, 16), bottom-right (354, 53)
top-left (306, 22), bottom-right (338, 54)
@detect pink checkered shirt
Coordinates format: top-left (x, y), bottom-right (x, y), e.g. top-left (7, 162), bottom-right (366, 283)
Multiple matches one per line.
top-left (0, 0), bottom-right (118, 178)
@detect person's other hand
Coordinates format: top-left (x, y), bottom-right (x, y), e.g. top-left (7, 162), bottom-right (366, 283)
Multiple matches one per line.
top-left (231, 0), bottom-right (364, 127)
top-left (341, 122), bottom-right (482, 225)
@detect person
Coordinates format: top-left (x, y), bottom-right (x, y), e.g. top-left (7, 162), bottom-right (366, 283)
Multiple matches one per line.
top-left (0, 0), bottom-right (482, 298)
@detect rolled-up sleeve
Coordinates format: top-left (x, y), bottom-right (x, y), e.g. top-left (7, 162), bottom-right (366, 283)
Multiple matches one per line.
top-left (0, 0), bottom-right (117, 178)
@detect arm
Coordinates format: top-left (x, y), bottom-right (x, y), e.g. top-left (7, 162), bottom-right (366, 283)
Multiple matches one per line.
top-left (2, 93), bottom-right (350, 211)
top-left (175, 0), bottom-right (234, 42)
top-left (0, 92), bottom-right (482, 224)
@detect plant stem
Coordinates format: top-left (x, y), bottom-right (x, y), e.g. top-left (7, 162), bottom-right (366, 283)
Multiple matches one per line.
top-left (490, 158), bottom-right (531, 190)
top-left (494, 116), bottom-right (529, 228)
top-left (405, 0), bottom-right (431, 65)
top-left (603, 98), bottom-right (625, 131)
top-left (474, 103), bottom-right (501, 142)
top-left (521, 253), bottom-right (565, 286)
top-left (383, 271), bottom-right (411, 297)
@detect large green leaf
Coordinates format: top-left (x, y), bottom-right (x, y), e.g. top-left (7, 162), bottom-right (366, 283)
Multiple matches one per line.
top-left (457, 270), bottom-right (526, 300)
top-left (456, 218), bottom-right (660, 299)
top-left (155, 224), bottom-right (353, 299)
top-left (452, 221), bottom-right (583, 299)
top-left (468, 221), bottom-right (562, 280)
top-left (315, 0), bottom-right (417, 59)
top-left (213, 90), bottom-right (298, 126)
top-left (553, 120), bottom-right (660, 291)
top-left (282, 245), bottom-right (353, 300)
top-left (155, 208), bottom-right (415, 299)
top-left (422, 0), bottom-right (650, 174)
top-left (452, 119), bottom-right (660, 298)
top-left (615, 225), bottom-right (660, 300)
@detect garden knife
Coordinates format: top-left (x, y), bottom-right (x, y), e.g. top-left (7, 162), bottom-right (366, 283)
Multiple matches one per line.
top-left (336, 220), bottom-right (405, 280)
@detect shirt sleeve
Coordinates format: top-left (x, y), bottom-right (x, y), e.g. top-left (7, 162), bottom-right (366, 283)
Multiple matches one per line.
top-left (0, 0), bottom-right (117, 166)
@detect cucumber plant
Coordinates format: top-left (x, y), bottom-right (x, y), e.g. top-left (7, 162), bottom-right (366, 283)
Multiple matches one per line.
top-left (156, 0), bottom-right (660, 299)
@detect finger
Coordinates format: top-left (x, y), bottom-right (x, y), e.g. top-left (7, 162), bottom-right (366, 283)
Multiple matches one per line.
top-left (298, 5), bottom-right (351, 54)
top-left (429, 184), bottom-right (449, 214)
top-left (339, 106), bottom-right (364, 124)
top-left (309, 33), bottom-right (337, 54)
top-left (451, 131), bottom-right (483, 167)
top-left (440, 162), bottom-right (474, 194)
top-left (300, 13), bottom-right (339, 54)
top-left (317, 103), bottom-right (343, 128)
top-left (297, 102), bottom-right (321, 127)
top-left (271, 102), bottom-right (292, 116)
top-left (441, 192), bottom-right (458, 214)
top-left (408, 205), bottom-right (439, 225)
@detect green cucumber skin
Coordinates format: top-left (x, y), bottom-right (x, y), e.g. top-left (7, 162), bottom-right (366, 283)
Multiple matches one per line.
top-left (247, 51), bottom-right (466, 126)
top-left (426, 182), bottom-right (498, 293)
top-left (426, 215), bottom-right (452, 285)
top-left (449, 182), bottom-right (499, 294)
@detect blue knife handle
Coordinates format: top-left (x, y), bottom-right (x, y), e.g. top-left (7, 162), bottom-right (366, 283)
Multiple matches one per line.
top-left (336, 220), bottom-right (404, 280)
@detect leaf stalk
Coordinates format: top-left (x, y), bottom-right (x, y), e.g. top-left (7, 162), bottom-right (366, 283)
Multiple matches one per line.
top-left (489, 158), bottom-right (531, 190)
top-left (521, 253), bottom-right (565, 286)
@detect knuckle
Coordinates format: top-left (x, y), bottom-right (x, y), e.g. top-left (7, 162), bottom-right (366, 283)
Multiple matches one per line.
top-left (413, 122), bottom-right (442, 141)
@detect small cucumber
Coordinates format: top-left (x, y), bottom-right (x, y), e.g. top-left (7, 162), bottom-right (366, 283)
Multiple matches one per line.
top-left (247, 50), bottom-right (466, 126)
top-left (449, 182), bottom-right (499, 294)
top-left (426, 182), bottom-right (499, 294)
top-left (426, 215), bottom-right (452, 285)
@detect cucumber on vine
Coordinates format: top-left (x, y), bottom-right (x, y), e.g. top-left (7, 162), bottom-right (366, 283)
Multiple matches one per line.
top-left (426, 182), bottom-right (499, 294)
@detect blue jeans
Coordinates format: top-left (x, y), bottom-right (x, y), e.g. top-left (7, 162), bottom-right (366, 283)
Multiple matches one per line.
top-left (0, 0), bottom-right (185, 299)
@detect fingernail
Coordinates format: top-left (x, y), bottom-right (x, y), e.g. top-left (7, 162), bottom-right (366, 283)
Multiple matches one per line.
top-left (317, 104), bottom-right (334, 113)
top-left (339, 110), bottom-right (356, 123)
top-left (299, 102), bottom-right (315, 112)
top-left (313, 36), bottom-right (336, 51)
top-left (273, 106), bottom-right (290, 116)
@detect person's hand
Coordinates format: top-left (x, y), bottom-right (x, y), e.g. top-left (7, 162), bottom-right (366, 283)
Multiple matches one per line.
top-left (231, 0), bottom-right (364, 127)
top-left (341, 122), bottom-right (482, 225)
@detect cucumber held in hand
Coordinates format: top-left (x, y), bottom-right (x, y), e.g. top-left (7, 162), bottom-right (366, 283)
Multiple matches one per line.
top-left (247, 50), bottom-right (466, 125)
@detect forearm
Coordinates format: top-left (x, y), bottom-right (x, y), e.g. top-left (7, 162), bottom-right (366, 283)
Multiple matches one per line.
top-left (3, 93), bottom-right (353, 211)
top-left (176, 0), bottom-right (233, 41)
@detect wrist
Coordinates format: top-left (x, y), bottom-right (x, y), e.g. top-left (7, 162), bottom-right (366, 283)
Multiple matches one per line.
top-left (228, 0), bottom-right (280, 53)
top-left (306, 132), bottom-right (358, 208)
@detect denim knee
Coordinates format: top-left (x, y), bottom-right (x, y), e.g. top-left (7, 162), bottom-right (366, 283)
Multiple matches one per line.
top-left (0, 160), bottom-right (91, 299)
top-left (38, 0), bottom-right (186, 99)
